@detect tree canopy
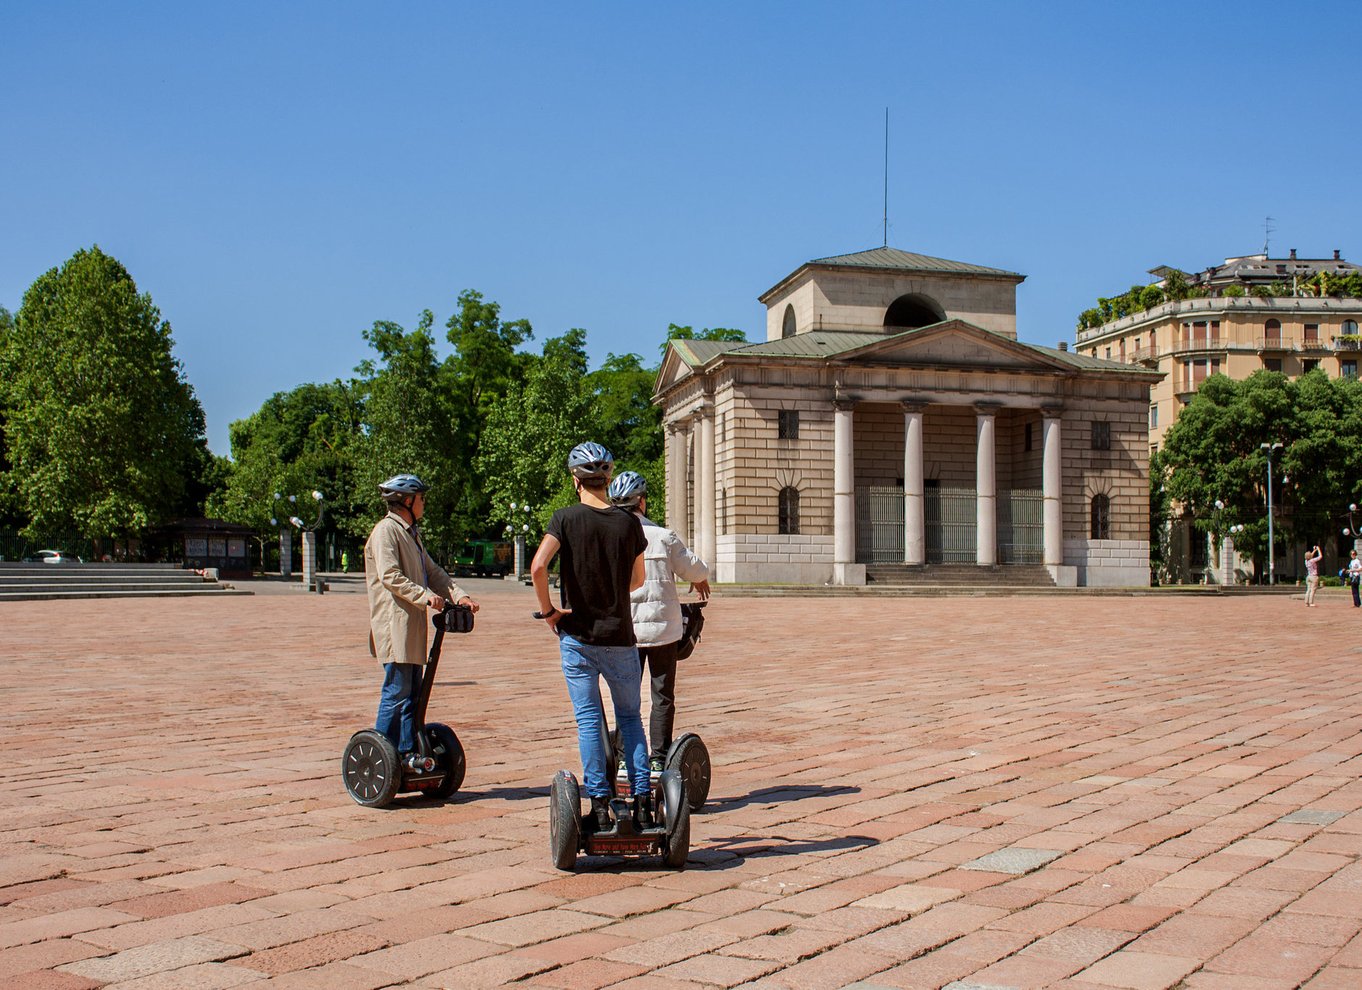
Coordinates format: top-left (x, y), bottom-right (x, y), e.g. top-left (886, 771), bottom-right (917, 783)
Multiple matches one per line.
top-left (1, 245), bottom-right (718, 561)
top-left (1153, 369), bottom-right (1362, 577)
top-left (1, 247), bottom-right (210, 539)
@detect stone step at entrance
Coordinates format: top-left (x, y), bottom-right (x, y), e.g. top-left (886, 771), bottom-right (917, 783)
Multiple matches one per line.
top-left (865, 563), bottom-right (1056, 587)
top-left (0, 562), bottom-right (249, 600)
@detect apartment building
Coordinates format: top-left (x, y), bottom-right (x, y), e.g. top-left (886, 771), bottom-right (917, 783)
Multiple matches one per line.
top-left (1075, 250), bottom-right (1362, 450)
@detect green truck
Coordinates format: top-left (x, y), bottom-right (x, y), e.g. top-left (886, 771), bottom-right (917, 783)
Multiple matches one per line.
top-left (451, 540), bottom-right (513, 578)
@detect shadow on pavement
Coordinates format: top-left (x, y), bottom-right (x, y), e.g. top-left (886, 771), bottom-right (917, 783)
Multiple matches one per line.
top-left (702, 783), bottom-right (862, 813)
top-left (694, 832), bottom-right (880, 866)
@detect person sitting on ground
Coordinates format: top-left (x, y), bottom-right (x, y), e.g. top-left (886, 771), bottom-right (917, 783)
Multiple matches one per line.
top-left (607, 470), bottom-right (710, 772)
top-left (530, 442), bottom-right (651, 832)
top-left (364, 473), bottom-right (479, 768)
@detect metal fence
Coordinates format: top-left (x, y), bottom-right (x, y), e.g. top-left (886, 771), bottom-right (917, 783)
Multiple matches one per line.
top-left (855, 488), bottom-right (1043, 564)
top-left (998, 489), bottom-right (1043, 563)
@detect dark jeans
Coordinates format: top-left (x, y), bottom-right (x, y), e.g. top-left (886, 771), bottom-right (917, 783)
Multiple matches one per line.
top-left (1353, 580), bottom-right (1360, 607)
top-left (376, 662), bottom-right (421, 753)
top-left (639, 641), bottom-right (680, 762)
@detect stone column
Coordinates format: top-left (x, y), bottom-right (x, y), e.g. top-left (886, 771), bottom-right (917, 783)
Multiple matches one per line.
top-left (1042, 410), bottom-right (1063, 568)
top-left (665, 423), bottom-right (683, 538)
top-left (676, 426), bottom-right (691, 545)
top-left (975, 404), bottom-right (998, 566)
top-left (833, 399), bottom-right (864, 584)
top-left (697, 404), bottom-right (716, 567)
top-left (902, 401), bottom-right (926, 565)
top-left (279, 528), bottom-right (292, 578)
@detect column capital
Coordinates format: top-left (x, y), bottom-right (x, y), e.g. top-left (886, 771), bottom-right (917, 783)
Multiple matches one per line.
top-left (899, 398), bottom-right (929, 414)
top-left (1041, 403), bottom-right (1065, 418)
top-left (833, 397), bottom-right (859, 412)
top-left (973, 401), bottom-right (1002, 417)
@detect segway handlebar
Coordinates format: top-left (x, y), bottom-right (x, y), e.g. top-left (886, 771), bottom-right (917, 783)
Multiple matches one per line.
top-left (433, 602), bottom-right (475, 634)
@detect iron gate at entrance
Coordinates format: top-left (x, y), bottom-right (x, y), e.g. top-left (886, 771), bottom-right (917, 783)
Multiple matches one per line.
top-left (856, 487), bottom-right (1043, 564)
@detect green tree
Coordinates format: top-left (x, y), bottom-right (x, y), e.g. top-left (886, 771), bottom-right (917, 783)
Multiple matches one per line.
top-left (477, 329), bottom-right (592, 536)
top-left (359, 311), bottom-right (461, 549)
top-left (661, 323), bottom-right (747, 356)
top-left (443, 290), bottom-right (534, 531)
top-left (2, 247), bottom-right (209, 541)
top-left (0, 307), bottom-right (19, 528)
top-left (1156, 369), bottom-right (1362, 580)
top-left (206, 381), bottom-right (367, 555)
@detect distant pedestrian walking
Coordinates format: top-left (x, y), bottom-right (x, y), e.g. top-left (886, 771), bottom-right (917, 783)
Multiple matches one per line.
top-left (1349, 550), bottom-right (1362, 607)
top-left (342, 549), bottom-right (350, 572)
top-left (1304, 545), bottom-right (1321, 606)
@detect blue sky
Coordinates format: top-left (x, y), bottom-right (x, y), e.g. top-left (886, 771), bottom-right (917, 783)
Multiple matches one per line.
top-left (4, 2), bottom-right (1359, 455)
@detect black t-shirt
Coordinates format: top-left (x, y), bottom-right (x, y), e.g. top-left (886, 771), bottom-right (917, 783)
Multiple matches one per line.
top-left (547, 502), bottom-right (647, 645)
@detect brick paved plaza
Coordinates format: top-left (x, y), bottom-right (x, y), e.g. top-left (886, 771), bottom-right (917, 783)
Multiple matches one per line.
top-left (3, 582), bottom-right (1361, 989)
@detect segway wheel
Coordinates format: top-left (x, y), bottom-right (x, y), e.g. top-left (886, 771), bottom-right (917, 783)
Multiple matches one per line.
top-left (425, 722), bottom-right (466, 799)
top-left (658, 769), bottom-right (690, 869)
top-left (549, 770), bottom-right (581, 872)
top-left (666, 733), bottom-right (711, 811)
top-left (342, 730), bottom-right (401, 808)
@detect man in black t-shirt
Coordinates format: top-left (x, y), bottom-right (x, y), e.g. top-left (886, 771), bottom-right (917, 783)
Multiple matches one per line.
top-left (531, 442), bottom-right (651, 832)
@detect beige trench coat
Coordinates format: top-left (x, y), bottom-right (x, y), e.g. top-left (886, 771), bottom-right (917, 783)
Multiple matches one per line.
top-left (364, 512), bottom-right (467, 665)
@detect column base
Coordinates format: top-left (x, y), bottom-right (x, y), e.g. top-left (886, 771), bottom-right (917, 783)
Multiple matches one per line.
top-left (833, 563), bottom-right (866, 586)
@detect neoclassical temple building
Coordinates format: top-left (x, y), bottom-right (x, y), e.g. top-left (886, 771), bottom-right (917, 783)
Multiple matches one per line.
top-left (655, 247), bottom-right (1161, 587)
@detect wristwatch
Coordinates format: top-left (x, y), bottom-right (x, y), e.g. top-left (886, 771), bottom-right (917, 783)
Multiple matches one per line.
top-left (532, 607), bottom-right (560, 620)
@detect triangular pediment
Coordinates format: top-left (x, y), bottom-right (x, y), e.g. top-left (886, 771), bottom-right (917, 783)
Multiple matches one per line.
top-left (655, 347), bottom-right (695, 393)
top-left (832, 320), bottom-right (1074, 372)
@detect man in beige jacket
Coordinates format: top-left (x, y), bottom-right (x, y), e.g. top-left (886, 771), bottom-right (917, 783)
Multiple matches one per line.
top-left (365, 473), bottom-right (479, 766)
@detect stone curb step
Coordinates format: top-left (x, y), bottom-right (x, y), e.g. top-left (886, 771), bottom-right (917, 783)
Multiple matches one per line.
top-left (0, 587), bottom-right (253, 601)
top-left (717, 584), bottom-right (1304, 597)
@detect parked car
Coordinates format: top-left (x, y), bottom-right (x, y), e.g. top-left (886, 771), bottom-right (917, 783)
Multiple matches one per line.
top-left (23, 549), bottom-right (83, 564)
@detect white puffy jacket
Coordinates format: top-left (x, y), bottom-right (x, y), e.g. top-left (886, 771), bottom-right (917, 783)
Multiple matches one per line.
top-left (630, 515), bottom-right (709, 648)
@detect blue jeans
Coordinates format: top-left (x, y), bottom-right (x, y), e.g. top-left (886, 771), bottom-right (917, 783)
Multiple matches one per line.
top-left (559, 634), bottom-right (649, 798)
top-left (375, 662), bottom-right (421, 753)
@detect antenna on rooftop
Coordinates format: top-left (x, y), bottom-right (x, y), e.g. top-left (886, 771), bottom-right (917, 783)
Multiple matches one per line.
top-left (882, 107), bottom-right (889, 248)
top-left (1263, 216), bottom-right (1276, 257)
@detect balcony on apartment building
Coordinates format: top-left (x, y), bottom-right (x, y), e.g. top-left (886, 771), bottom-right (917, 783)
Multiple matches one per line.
top-left (1077, 294), bottom-right (1362, 348)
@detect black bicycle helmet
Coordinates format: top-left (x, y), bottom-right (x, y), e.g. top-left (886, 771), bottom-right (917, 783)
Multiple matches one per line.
top-left (567, 442), bottom-right (613, 483)
top-left (378, 473), bottom-right (427, 503)
top-left (608, 470), bottom-right (647, 508)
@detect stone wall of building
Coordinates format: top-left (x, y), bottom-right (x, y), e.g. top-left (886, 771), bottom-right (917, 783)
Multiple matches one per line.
top-left (715, 533), bottom-right (834, 584)
top-left (716, 380), bottom-right (834, 537)
top-left (765, 270), bottom-right (1019, 340)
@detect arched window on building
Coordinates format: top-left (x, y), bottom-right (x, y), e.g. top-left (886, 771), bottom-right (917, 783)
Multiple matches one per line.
top-left (782, 305), bottom-right (797, 338)
top-left (883, 293), bottom-right (945, 330)
top-left (778, 486), bottom-right (800, 535)
top-left (1343, 319), bottom-right (1359, 335)
top-left (1264, 318), bottom-right (1282, 346)
top-left (1090, 493), bottom-right (1111, 540)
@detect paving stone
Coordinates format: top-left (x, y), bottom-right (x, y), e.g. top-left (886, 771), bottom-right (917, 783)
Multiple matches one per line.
top-left (959, 849), bottom-right (1064, 875)
top-left (1276, 810), bottom-right (1347, 826)
top-left (6, 591), bottom-right (1362, 988)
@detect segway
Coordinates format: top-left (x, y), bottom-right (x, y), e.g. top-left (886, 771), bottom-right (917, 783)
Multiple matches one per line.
top-left (614, 601), bottom-right (711, 810)
top-left (548, 696), bottom-right (691, 872)
top-left (342, 603), bottom-right (474, 808)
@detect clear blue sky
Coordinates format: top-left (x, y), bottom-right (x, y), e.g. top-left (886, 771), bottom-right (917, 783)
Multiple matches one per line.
top-left (4, 2), bottom-right (1359, 455)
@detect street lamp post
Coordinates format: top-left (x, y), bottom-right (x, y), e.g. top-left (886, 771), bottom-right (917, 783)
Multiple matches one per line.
top-left (508, 502), bottom-right (534, 580)
top-left (1260, 442), bottom-right (1283, 585)
top-left (271, 490), bottom-right (325, 586)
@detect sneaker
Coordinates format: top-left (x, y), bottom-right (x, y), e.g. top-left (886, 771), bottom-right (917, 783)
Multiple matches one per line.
top-left (632, 793), bottom-right (655, 830)
top-left (590, 796), bottom-right (613, 832)
top-left (649, 757), bottom-right (664, 773)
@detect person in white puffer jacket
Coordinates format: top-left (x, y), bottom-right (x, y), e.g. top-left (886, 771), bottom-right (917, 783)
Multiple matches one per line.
top-left (607, 471), bottom-right (710, 771)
